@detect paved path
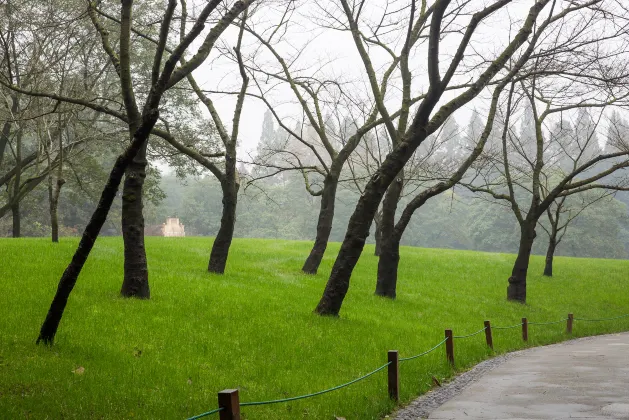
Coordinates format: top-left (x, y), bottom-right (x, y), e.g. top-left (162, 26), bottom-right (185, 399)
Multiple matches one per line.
top-left (395, 333), bottom-right (629, 420)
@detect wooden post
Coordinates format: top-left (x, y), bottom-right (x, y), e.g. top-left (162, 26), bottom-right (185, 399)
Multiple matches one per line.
top-left (567, 313), bottom-right (573, 334)
top-left (484, 320), bottom-right (493, 350)
top-left (522, 318), bottom-right (528, 342)
top-left (388, 350), bottom-right (399, 401)
top-left (218, 389), bottom-right (240, 420)
top-left (445, 329), bottom-right (454, 366)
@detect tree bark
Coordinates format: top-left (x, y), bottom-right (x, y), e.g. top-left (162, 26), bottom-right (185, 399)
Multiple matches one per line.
top-left (11, 202), bottom-right (19, 238)
top-left (49, 177), bottom-right (64, 243)
top-left (11, 128), bottom-right (21, 238)
top-left (373, 211), bottom-right (383, 256)
top-left (375, 173), bottom-right (403, 298)
top-left (120, 142), bottom-right (150, 299)
top-left (507, 223), bottom-right (537, 303)
top-left (208, 160), bottom-right (239, 274)
top-left (375, 231), bottom-right (401, 298)
top-left (543, 236), bottom-right (556, 277)
top-left (37, 112), bottom-right (158, 345)
top-left (302, 174), bottom-right (338, 274)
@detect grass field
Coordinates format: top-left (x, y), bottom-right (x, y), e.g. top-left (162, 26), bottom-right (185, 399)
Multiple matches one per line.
top-left (1, 237), bottom-right (629, 419)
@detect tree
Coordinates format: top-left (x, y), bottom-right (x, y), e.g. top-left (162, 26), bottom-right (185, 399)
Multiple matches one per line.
top-left (14, 0), bottom-right (255, 345)
top-left (314, 0), bottom-right (560, 316)
top-left (470, 75), bottom-right (629, 302)
top-left (375, 85), bottom-right (508, 298)
top-left (244, 11), bottom-right (412, 274)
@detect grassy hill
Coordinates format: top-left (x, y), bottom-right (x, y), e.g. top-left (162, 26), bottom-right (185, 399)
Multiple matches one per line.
top-left (1, 237), bottom-right (628, 419)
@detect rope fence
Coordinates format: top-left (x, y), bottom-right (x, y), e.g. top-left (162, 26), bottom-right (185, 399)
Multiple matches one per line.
top-left (187, 311), bottom-right (629, 419)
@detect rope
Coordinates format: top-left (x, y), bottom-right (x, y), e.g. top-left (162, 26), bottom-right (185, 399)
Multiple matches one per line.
top-left (453, 326), bottom-right (487, 339)
top-left (399, 337), bottom-right (448, 362)
top-left (238, 362), bottom-right (391, 407)
top-left (493, 323), bottom-right (523, 330)
top-left (528, 319), bottom-right (567, 326)
top-left (187, 407), bottom-right (223, 420)
top-left (574, 313), bottom-right (629, 322)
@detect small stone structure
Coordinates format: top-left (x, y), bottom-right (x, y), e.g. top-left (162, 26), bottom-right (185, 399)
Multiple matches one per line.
top-left (145, 217), bottom-right (185, 237)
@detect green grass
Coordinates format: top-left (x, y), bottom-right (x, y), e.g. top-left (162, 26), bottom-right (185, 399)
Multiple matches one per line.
top-left (1, 237), bottom-right (629, 419)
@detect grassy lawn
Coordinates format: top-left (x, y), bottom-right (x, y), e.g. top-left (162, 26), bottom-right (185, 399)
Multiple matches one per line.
top-left (1, 237), bottom-right (629, 419)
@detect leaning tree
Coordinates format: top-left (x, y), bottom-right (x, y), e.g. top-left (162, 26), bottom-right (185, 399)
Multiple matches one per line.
top-left (4, 0), bottom-right (255, 345)
top-left (313, 0), bottom-right (611, 316)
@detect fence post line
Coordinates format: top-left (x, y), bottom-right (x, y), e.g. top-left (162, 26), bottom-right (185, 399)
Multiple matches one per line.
top-left (522, 318), bottom-right (528, 342)
top-left (218, 389), bottom-right (240, 420)
top-left (484, 320), bottom-right (493, 350)
top-left (445, 329), bottom-right (454, 366)
top-left (567, 313), bottom-right (573, 334)
top-left (387, 350), bottom-right (399, 401)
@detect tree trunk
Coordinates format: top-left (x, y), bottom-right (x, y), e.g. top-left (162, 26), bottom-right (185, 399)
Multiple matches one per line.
top-left (11, 202), bottom-right (19, 238)
top-left (11, 128), bottom-right (21, 238)
top-left (543, 236), bottom-right (556, 277)
top-left (208, 170), bottom-right (239, 274)
top-left (49, 177), bottom-right (64, 243)
top-left (313, 131), bottom-right (428, 315)
top-left (375, 173), bottom-right (403, 298)
top-left (37, 113), bottom-right (158, 345)
top-left (302, 175), bottom-right (338, 274)
top-left (120, 142), bottom-right (150, 299)
top-left (507, 223), bottom-right (537, 303)
top-left (375, 231), bottom-right (401, 298)
top-left (374, 211), bottom-right (383, 256)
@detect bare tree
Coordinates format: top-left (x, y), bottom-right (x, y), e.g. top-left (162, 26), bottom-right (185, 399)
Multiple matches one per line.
top-left (1, 0), bottom-right (255, 345)
top-left (313, 0), bottom-right (613, 316)
top-left (468, 73), bottom-right (629, 302)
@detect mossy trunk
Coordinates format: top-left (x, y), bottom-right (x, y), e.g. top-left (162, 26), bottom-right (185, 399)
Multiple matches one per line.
top-left (208, 170), bottom-right (239, 274)
top-left (302, 175), bottom-right (338, 274)
top-left (507, 223), bottom-right (537, 303)
top-left (374, 174), bottom-right (403, 298)
top-left (543, 237), bottom-right (556, 277)
top-left (375, 232), bottom-right (401, 298)
top-left (120, 142), bottom-right (150, 299)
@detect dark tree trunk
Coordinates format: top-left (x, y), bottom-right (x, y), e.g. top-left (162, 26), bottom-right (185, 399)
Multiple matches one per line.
top-left (37, 114), bottom-right (158, 345)
top-left (208, 169), bottom-right (239, 274)
top-left (507, 223), bottom-right (537, 303)
top-left (375, 173), bottom-right (403, 298)
top-left (374, 211), bottom-right (383, 256)
top-left (49, 179), bottom-right (64, 243)
top-left (302, 175), bottom-right (338, 274)
top-left (120, 142), bottom-right (150, 299)
top-left (314, 128), bottom-right (431, 315)
top-left (543, 237), bottom-right (556, 277)
top-left (11, 202), bottom-right (19, 238)
top-left (11, 129), bottom-right (21, 238)
top-left (375, 232), bottom-right (401, 298)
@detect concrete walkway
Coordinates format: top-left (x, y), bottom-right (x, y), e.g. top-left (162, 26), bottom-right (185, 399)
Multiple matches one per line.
top-left (428, 333), bottom-right (629, 419)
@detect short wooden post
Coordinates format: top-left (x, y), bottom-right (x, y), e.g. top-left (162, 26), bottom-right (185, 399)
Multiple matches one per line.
top-left (567, 313), bottom-right (573, 334)
top-left (522, 318), bottom-right (528, 342)
top-left (218, 389), bottom-right (240, 420)
top-left (484, 320), bottom-right (493, 350)
top-left (445, 329), bottom-right (454, 366)
top-left (387, 350), bottom-right (399, 401)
